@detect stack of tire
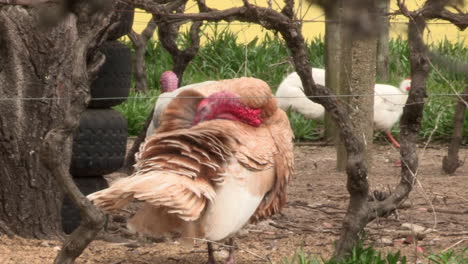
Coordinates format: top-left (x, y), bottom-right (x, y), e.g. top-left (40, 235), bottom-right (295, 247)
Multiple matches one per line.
top-left (61, 1), bottom-right (135, 234)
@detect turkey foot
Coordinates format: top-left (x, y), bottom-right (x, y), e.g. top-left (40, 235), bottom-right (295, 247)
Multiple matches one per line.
top-left (207, 242), bottom-right (217, 264)
top-left (385, 131), bottom-right (400, 148)
top-left (224, 238), bottom-right (236, 264)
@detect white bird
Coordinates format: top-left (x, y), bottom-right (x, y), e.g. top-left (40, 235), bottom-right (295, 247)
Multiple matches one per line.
top-left (275, 68), bottom-right (411, 148)
top-left (373, 78), bottom-right (411, 148)
top-left (275, 68), bottom-right (326, 120)
top-left (88, 77), bottom-right (294, 264)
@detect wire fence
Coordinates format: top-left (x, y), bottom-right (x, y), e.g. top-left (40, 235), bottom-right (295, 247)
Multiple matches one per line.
top-left (0, 93), bottom-right (466, 103)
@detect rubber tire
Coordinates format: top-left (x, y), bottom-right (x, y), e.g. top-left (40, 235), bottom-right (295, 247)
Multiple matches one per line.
top-left (70, 109), bottom-right (128, 177)
top-left (107, 1), bottom-right (135, 41)
top-left (89, 41), bottom-right (132, 108)
top-left (61, 176), bottom-right (108, 234)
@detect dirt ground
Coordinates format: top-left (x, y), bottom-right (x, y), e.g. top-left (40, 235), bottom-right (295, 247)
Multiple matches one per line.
top-left (0, 143), bottom-right (467, 264)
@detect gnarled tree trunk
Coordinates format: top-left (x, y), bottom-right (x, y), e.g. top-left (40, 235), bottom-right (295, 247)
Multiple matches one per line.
top-left (0, 2), bottom-right (110, 245)
top-left (0, 7), bottom-right (75, 238)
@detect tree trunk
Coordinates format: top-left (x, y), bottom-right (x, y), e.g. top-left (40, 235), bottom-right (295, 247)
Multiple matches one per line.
top-left (324, 1), bottom-right (344, 145)
top-left (0, 7), bottom-right (73, 238)
top-left (376, 0), bottom-right (390, 82)
top-left (0, 3), bottom-right (110, 243)
top-left (442, 87), bottom-right (468, 174)
top-left (326, 0), bottom-right (376, 171)
top-left (341, 37), bottom-right (376, 170)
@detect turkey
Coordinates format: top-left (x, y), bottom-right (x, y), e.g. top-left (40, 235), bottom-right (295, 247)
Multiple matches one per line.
top-left (275, 68), bottom-right (411, 148)
top-left (275, 68), bottom-right (325, 120)
top-left (88, 77), bottom-right (294, 264)
top-left (373, 78), bottom-right (411, 148)
top-left (146, 71), bottom-right (216, 138)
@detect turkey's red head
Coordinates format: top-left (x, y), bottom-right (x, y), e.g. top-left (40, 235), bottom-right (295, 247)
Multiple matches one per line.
top-left (192, 91), bottom-right (263, 127)
top-left (160, 71), bottom-right (179, 92)
top-left (400, 78), bottom-right (411, 92)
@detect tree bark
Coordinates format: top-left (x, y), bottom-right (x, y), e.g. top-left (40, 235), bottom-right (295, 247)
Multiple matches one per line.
top-left (0, 3), bottom-right (111, 262)
top-left (325, 0), bottom-right (376, 171)
top-left (0, 6), bottom-right (72, 238)
top-left (376, 0), bottom-right (390, 82)
top-left (442, 86), bottom-right (468, 174)
top-left (324, 1), bottom-right (343, 144)
top-left (340, 37), bottom-right (376, 171)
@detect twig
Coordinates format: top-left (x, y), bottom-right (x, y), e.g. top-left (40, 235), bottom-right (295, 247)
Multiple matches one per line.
top-left (442, 238), bottom-right (467, 252)
top-left (441, 232), bottom-right (468, 237)
top-left (432, 192), bottom-right (468, 203)
top-left (426, 208), bottom-right (468, 215)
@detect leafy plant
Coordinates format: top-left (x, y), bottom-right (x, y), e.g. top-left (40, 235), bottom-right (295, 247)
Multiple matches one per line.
top-left (113, 90), bottom-right (158, 136)
top-left (286, 108), bottom-right (321, 141)
top-left (282, 242), bottom-right (407, 264)
top-left (427, 249), bottom-right (468, 264)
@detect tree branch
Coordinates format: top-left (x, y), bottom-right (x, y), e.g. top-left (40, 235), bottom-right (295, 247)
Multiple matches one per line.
top-left (421, 0), bottom-right (468, 30)
top-left (369, 0), bottom-right (429, 222)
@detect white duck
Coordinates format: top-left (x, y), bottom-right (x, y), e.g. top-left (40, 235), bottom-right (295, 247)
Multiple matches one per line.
top-left (275, 67), bottom-right (411, 148)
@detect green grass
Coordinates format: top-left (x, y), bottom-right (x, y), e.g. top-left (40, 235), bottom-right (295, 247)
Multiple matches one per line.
top-left (282, 244), bottom-right (467, 264)
top-left (116, 30), bottom-right (468, 144)
top-left (113, 89), bottom-right (159, 136)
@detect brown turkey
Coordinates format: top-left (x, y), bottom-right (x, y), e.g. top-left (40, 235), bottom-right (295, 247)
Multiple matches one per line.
top-left (88, 77), bottom-right (294, 264)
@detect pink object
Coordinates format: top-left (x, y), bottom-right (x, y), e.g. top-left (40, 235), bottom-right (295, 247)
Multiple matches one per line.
top-left (160, 71), bottom-right (179, 92)
top-left (193, 91), bottom-right (263, 127)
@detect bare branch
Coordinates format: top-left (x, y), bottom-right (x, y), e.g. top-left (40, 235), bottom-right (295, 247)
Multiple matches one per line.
top-left (0, 0), bottom-right (49, 5)
top-left (128, 15), bottom-right (157, 93)
top-left (421, 1), bottom-right (468, 30)
top-left (195, 0), bottom-right (213, 12)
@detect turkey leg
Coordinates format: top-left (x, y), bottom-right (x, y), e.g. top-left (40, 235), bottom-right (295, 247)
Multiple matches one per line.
top-left (224, 238), bottom-right (236, 264)
top-left (207, 242), bottom-right (217, 264)
top-left (386, 131), bottom-right (400, 148)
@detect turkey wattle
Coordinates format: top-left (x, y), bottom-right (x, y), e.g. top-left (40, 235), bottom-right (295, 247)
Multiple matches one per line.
top-left (88, 77), bottom-right (294, 264)
top-left (275, 68), bottom-right (411, 148)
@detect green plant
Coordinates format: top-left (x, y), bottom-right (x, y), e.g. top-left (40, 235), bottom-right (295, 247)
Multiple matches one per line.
top-left (282, 242), bottom-right (407, 264)
top-left (282, 249), bottom-right (321, 264)
top-left (119, 35), bottom-right (467, 142)
top-left (113, 89), bottom-right (158, 136)
top-left (286, 108), bottom-right (321, 141)
top-left (427, 249), bottom-right (468, 264)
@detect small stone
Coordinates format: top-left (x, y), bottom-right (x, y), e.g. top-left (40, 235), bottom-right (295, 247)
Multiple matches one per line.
top-left (237, 229), bottom-right (249, 238)
top-left (53, 246), bottom-right (61, 251)
top-left (401, 223), bottom-right (426, 234)
top-left (404, 235), bottom-right (415, 244)
top-left (215, 249), bottom-right (229, 259)
top-left (40, 241), bottom-right (50, 247)
top-left (377, 237), bottom-right (393, 246)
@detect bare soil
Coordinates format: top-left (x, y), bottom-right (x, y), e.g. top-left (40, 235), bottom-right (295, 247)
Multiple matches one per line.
top-left (1, 144), bottom-right (467, 264)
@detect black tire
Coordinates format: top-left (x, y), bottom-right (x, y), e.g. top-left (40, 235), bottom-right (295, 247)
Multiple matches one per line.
top-left (70, 109), bottom-right (128, 177)
top-left (107, 1), bottom-right (135, 41)
top-left (61, 176), bottom-right (108, 234)
top-left (89, 41), bottom-right (132, 108)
